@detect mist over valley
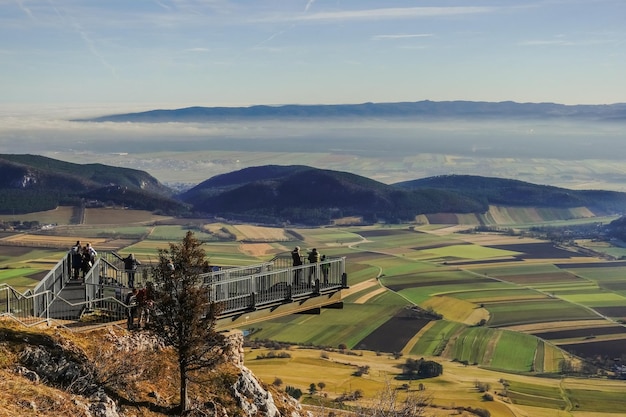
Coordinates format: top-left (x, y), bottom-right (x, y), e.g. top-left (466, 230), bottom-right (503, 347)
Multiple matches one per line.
top-left (1, 102), bottom-right (625, 192)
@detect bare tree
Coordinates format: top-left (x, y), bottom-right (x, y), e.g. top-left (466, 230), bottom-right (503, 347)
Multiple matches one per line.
top-left (149, 231), bottom-right (225, 414)
top-left (352, 380), bottom-right (432, 417)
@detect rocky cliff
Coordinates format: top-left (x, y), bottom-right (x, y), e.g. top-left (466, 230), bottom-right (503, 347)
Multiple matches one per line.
top-left (0, 322), bottom-right (306, 417)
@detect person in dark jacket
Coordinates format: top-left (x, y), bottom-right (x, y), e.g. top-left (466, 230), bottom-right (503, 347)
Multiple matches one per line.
top-left (291, 246), bottom-right (302, 285)
top-left (70, 241), bottom-right (82, 280)
top-left (123, 253), bottom-right (141, 288)
top-left (307, 248), bottom-right (320, 284)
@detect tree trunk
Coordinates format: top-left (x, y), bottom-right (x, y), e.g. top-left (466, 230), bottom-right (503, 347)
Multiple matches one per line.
top-left (180, 364), bottom-right (188, 414)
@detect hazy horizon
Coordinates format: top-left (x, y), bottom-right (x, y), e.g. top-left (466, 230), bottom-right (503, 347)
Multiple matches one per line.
top-left (1, 104), bottom-right (625, 193)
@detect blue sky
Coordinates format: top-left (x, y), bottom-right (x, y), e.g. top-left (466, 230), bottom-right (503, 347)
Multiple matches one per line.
top-left (2, 0), bottom-right (625, 107)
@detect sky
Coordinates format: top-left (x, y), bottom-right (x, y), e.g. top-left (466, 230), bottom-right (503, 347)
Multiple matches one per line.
top-left (1, 0), bottom-right (625, 109)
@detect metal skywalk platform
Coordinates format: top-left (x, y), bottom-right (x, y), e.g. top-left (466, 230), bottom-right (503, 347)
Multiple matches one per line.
top-left (1, 250), bottom-right (348, 331)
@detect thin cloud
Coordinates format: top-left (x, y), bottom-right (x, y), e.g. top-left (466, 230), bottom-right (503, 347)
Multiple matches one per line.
top-left (304, 0), bottom-right (315, 13)
top-left (16, 0), bottom-right (34, 19)
top-left (260, 6), bottom-right (496, 23)
top-left (154, 0), bottom-right (172, 10)
top-left (73, 21), bottom-right (117, 75)
top-left (184, 47), bottom-right (210, 52)
top-left (372, 34), bottom-right (434, 40)
top-left (518, 38), bottom-right (614, 47)
top-left (519, 40), bottom-right (571, 46)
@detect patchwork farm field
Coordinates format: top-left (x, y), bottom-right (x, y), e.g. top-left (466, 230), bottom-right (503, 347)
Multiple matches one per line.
top-left (4, 208), bottom-right (626, 416)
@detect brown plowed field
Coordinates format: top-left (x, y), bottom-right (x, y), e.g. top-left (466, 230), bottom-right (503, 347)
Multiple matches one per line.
top-left (357, 229), bottom-right (419, 237)
top-left (593, 306), bottom-right (626, 318)
top-left (559, 338), bottom-right (626, 360)
top-left (385, 277), bottom-right (494, 292)
top-left (532, 326), bottom-right (626, 340)
top-left (355, 315), bottom-right (432, 353)
top-left (486, 243), bottom-right (580, 259)
top-left (497, 271), bottom-right (584, 284)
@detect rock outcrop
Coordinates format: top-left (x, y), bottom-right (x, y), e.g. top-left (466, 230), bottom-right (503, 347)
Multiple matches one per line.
top-left (4, 325), bottom-right (305, 417)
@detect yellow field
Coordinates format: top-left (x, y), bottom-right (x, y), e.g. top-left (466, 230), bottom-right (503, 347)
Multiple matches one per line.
top-left (231, 224), bottom-right (291, 241)
top-left (0, 234), bottom-right (109, 250)
top-left (0, 206), bottom-right (75, 224)
top-left (244, 347), bottom-right (626, 417)
top-left (421, 295), bottom-right (489, 325)
top-left (83, 208), bottom-right (172, 225)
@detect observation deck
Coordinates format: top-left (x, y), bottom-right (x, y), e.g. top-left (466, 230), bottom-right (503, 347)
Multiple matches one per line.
top-left (1, 250), bottom-right (348, 331)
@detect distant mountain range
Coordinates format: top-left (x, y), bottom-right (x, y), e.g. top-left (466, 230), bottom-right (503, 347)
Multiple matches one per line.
top-left (77, 100), bottom-right (626, 123)
top-left (2, 155), bottom-right (626, 226)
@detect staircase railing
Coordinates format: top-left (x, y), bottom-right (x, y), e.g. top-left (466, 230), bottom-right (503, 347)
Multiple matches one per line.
top-left (1, 284), bottom-right (51, 327)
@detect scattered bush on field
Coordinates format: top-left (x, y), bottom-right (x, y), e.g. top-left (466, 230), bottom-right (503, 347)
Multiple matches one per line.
top-left (286, 385), bottom-right (302, 399)
top-left (335, 389), bottom-right (363, 403)
top-left (474, 380), bottom-right (491, 392)
top-left (353, 365), bottom-right (370, 377)
top-left (272, 377), bottom-right (283, 387)
top-left (255, 351), bottom-right (291, 360)
top-left (401, 358), bottom-right (443, 379)
top-left (245, 338), bottom-right (292, 350)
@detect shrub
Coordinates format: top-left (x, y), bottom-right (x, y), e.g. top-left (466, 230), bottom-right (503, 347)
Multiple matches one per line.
top-left (286, 385), bottom-right (302, 399)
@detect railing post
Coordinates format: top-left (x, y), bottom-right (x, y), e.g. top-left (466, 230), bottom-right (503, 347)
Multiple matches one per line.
top-left (342, 272), bottom-right (348, 288)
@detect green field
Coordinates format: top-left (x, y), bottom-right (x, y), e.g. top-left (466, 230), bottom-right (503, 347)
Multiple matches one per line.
top-left (486, 299), bottom-right (599, 326)
top-left (4, 212), bottom-right (626, 415)
top-left (488, 331), bottom-right (537, 372)
top-left (409, 320), bottom-right (464, 356)
top-left (248, 292), bottom-right (407, 348)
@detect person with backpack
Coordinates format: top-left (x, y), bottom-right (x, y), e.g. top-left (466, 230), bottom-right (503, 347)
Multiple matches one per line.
top-left (136, 282), bottom-right (154, 329)
top-left (85, 242), bottom-right (97, 264)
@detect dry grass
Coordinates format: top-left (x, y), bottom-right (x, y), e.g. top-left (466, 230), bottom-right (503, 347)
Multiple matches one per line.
top-left (0, 206), bottom-right (75, 225)
top-left (239, 242), bottom-right (275, 257)
top-left (83, 208), bottom-right (172, 225)
top-left (232, 224), bottom-right (291, 242)
top-left (2, 234), bottom-right (108, 249)
top-left (0, 322), bottom-right (254, 417)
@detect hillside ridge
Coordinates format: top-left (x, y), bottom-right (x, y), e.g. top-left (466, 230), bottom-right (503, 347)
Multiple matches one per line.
top-left (3, 155), bottom-right (626, 226)
top-left (78, 100), bottom-right (626, 123)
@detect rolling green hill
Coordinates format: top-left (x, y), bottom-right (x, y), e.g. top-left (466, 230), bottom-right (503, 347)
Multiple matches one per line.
top-left (180, 166), bottom-right (626, 226)
top-left (0, 154), bottom-right (188, 215)
top-left (3, 155), bottom-right (626, 227)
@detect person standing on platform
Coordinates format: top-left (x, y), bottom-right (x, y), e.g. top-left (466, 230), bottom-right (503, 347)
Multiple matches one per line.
top-left (123, 253), bottom-right (141, 288)
top-left (291, 246), bottom-right (303, 285)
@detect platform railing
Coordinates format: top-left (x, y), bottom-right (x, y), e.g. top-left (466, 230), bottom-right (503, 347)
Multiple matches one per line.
top-left (9, 250), bottom-right (347, 328)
